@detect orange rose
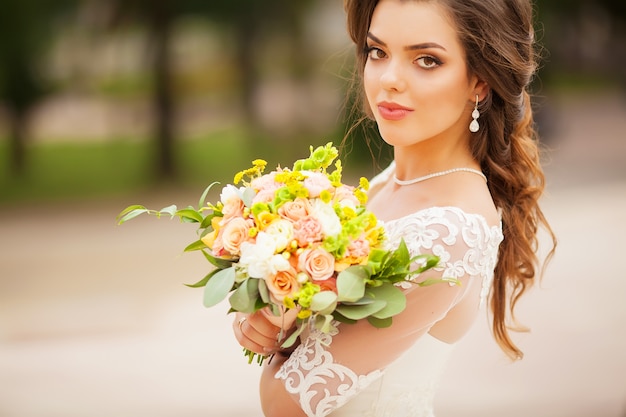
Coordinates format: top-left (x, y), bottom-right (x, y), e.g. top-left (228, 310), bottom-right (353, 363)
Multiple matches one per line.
top-left (265, 266), bottom-right (301, 304)
top-left (278, 197), bottom-right (311, 222)
top-left (298, 247), bottom-right (335, 281)
top-left (220, 217), bottom-right (253, 255)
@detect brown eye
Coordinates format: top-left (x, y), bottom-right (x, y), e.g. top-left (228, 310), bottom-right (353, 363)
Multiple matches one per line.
top-left (416, 56), bottom-right (442, 69)
top-left (366, 47), bottom-right (387, 60)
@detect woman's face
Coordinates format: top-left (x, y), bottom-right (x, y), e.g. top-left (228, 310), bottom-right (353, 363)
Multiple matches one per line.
top-left (363, 0), bottom-right (479, 148)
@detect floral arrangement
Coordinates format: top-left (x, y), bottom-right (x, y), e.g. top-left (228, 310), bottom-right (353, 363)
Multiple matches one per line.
top-left (117, 143), bottom-right (448, 364)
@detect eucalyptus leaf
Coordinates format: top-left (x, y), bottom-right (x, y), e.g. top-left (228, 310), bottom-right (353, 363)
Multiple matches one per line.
top-left (280, 323), bottom-right (305, 348)
top-left (310, 291), bottom-right (338, 315)
top-left (368, 283), bottom-right (407, 319)
top-left (203, 267), bottom-right (236, 308)
top-left (367, 316), bottom-right (393, 328)
top-left (332, 311), bottom-right (357, 325)
top-left (337, 266), bottom-right (368, 302)
top-left (241, 187), bottom-right (257, 207)
top-left (229, 278), bottom-right (259, 313)
top-left (335, 299), bottom-right (386, 320)
top-left (258, 279), bottom-right (271, 304)
top-left (315, 314), bottom-right (335, 334)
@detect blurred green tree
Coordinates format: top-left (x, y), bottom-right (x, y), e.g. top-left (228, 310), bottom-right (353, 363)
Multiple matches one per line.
top-left (0, 0), bottom-right (76, 176)
top-left (105, 0), bottom-right (315, 181)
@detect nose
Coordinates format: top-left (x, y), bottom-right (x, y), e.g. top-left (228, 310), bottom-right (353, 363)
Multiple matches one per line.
top-left (379, 60), bottom-right (407, 92)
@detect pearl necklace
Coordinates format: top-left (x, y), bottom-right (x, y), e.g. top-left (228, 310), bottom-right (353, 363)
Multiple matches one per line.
top-left (393, 167), bottom-right (487, 186)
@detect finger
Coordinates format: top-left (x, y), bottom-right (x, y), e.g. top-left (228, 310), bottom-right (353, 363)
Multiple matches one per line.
top-left (247, 311), bottom-right (282, 339)
top-left (260, 307), bottom-right (299, 330)
top-left (235, 315), bottom-right (279, 352)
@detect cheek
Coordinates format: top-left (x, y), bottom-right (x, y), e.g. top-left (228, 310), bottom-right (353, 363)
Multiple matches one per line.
top-left (363, 66), bottom-right (378, 110)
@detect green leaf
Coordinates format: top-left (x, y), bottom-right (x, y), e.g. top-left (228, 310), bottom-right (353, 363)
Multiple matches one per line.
top-left (198, 182), bottom-right (219, 209)
top-left (201, 250), bottom-right (235, 269)
top-left (332, 311), bottom-right (357, 325)
top-left (337, 266), bottom-right (368, 302)
top-left (367, 283), bottom-right (407, 319)
top-left (258, 279), bottom-right (271, 304)
top-left (417, 277), bottom-right (461, 287)
top-left (176, 208), bottom-right (203, 223)
top-left (241, 187), bottom-right (256, 207)
top-left (410, 254), bottom-right (440, 274)
top-left (159, 204), bottom-right (177, 217)
top-left (310, 291), bottom-right (338, 315)
top-left (280, 323), bottom-right (305, 348)
top-left (184, 239), bottom-right (207, 252)
top-left (367, 316), bottom-right (393, 328)
top-left (185, 269), bottom-right (220, 288)
top-left (229, 278), bottom-right (260, 313)
top-left (116, 205), bottom-right (148, 224)
top-left (200, 213), bottom-right (215, 229)
top-left (335, 299), bottom-right (386, 320)
top-left (315, 314), bottom-right (335, 334)
top-left (203, 267), bottom-right (236, 308)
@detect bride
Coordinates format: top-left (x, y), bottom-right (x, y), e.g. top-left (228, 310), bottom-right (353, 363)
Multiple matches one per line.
top-left (234, 0), bottom-right (556, 416)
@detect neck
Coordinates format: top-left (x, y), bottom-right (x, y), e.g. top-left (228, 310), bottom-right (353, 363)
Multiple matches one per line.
top-left (393, 135), bottom-right (477, 181)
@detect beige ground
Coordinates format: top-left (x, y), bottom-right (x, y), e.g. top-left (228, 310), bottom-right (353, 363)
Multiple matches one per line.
top-left (1, 92), bottom-right (625, 416)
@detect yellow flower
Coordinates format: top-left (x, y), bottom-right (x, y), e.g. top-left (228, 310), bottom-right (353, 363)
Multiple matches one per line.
top-left (200, 216), bottom-right (223, 248)
top-left (297, 309), bottom-right (312, 319)
top-left (201, 230), bottom-right (217, 249)
top-left (256, 211), bottom-right (279, 230)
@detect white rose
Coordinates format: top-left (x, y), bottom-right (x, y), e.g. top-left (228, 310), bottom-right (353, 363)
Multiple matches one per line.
top-left (264, 219), bottom-right (294, 252)
top-left (239, 232), bottom-right (289, 279)
top-left (311, 199), bottom-right (342, 238)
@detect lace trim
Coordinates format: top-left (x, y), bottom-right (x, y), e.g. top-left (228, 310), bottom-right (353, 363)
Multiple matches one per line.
top-left (275, 324), bottom-right (383, 417)
top-left (382, 206), bottom-right (502, 308)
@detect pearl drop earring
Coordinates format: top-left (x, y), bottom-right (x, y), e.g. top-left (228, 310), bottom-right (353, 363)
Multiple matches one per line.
top-left (469, 95), bottom-right (480, 133)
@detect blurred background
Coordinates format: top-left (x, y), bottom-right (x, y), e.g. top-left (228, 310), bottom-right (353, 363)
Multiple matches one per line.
top-left (0, 0), bottom-right (625, 416)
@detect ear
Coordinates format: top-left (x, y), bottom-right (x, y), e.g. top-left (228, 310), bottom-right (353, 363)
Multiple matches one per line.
top-left (469, 77), bottom-right (490, 102)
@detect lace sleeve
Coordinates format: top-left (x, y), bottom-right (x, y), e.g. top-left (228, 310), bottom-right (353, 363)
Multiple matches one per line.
top-left (274, 207), bottom-right (503, 417)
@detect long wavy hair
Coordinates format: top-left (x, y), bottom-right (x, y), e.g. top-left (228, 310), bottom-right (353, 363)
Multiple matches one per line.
top-left (344, 0), bottom-right (557, 360)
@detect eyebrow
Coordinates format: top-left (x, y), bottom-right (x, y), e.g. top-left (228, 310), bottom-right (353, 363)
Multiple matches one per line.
top-left (367, 32), bottom-right (447, 52)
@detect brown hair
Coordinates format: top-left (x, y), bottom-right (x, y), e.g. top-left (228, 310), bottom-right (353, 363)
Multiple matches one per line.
top-left (344, 0), bottom-right (557, 360)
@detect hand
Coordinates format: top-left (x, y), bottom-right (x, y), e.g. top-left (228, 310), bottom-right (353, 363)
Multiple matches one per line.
top-left (233, 308), bottom-right (299, 356)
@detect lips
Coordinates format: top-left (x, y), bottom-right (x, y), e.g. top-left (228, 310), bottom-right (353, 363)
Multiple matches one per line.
top-left (377, 101), bottom-right (413, 121)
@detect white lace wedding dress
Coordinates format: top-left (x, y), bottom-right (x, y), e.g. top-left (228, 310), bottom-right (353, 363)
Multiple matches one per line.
top-left (274, 163), bottom-right (504, 417)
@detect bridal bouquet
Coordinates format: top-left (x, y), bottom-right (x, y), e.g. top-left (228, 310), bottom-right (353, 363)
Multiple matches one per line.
top-left (117, 143), bottom-right (447, 364)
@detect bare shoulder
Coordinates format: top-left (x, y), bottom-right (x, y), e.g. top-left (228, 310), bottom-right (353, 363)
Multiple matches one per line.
top-left (366, 174), bottom-right (500, 228)
top-left (435, 178), bottom-right (500, 227)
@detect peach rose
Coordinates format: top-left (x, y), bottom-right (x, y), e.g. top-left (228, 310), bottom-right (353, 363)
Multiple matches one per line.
top-left (251, 172), bottom-right (281, 203)
top-left (252, 188), bottom-right (277, 205)
top-left (278, 197), bottom-right (311, 222)
top-left (265, 266), bottom-right (301, 304)
top-left (219, 217), bottom-right (253, 255)
top-left (312, 276), bottom-right (338, 294)
top-left (334, 185), bottom-right (360, 208)
top-left (298, 247), bottom-right (335, 281)
top-left (347, 236), bottom-right (370, 258)
top-left (219, 185), bottom-right (245, 222)
top-left (302, 171), bottom-right (332, 198)
top-left (294, 216), bottom-right (324, 246)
